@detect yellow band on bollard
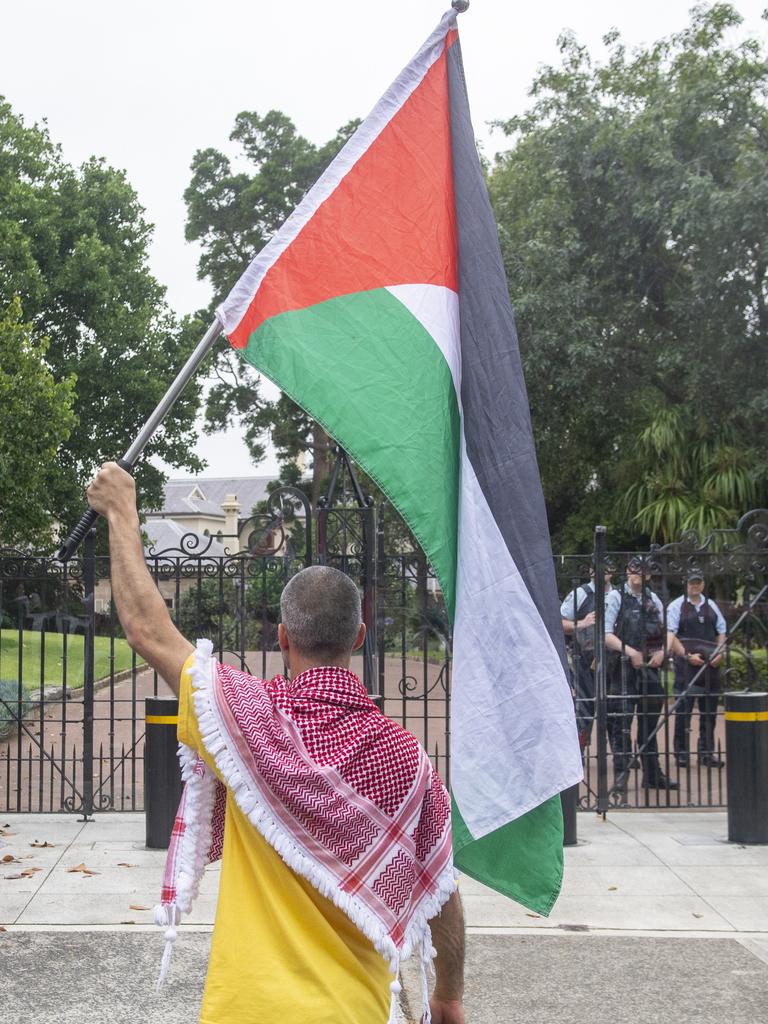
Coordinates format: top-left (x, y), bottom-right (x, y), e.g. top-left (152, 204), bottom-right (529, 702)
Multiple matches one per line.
top-left (145, 714), bottom-right (179, 725)
top-left (725, 711), bottom-right (768, 722)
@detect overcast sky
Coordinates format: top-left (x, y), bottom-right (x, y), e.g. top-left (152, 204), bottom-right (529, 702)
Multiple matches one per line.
top-left (4, 1), bottom-right (766, 479)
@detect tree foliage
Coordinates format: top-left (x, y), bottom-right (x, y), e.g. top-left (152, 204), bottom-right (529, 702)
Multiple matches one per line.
top-left (488, 3), bottom-right (768, 548)
top-left (184, 111), bottom-right (359, 501)
top-left (0, 299), bottom-right (76, 547)
top-left (0, 98), bottom-right (205, 545)
top-left (181, 7), bottom-right (768, 550)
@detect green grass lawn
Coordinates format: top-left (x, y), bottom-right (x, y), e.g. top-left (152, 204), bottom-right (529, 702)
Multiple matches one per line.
top-left (0, 630), bottom-right (140, 694)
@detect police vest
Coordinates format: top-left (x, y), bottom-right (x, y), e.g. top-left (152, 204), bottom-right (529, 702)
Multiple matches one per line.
top-left (678, 598), bottom-right (718, 655)
top-left (576, 584), bottom-right (596, 620)
top-left (571, 583), bottom-right (596, 654)
top-left (615, 590), bottom-right (664, 650)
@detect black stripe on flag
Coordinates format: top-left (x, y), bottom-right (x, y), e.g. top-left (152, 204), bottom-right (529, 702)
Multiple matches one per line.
top-left (447, 40), bottom-right (568, 671)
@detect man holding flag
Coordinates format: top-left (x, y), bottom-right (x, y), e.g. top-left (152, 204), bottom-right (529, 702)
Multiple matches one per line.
top-left (88, 463), bottom-right (465, 1024)
top-left (77, 4), bottom-right (579, 1020)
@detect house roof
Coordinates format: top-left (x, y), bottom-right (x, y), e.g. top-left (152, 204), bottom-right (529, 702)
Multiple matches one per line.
top-left (143, 519), bottom-right (229, 558)
top-left (150, 476), bottom-right (277, 519)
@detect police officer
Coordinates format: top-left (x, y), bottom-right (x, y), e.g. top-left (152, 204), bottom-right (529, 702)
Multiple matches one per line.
top-left (604, 557), bottom-right (678, 795)
top-left (561, 561), bottom-right (613, 750)
top-left (667, 569), bottom-right (727, 768)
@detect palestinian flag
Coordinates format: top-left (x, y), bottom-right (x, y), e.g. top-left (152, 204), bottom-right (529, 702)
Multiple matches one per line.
top-left (217, 8), bottom-right (582, 914)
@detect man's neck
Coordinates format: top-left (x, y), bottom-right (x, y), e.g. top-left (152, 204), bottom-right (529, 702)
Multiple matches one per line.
top-left (288, 655), bottom-right (352, 679)
top-left (687, 593), bottom-right (704, 606)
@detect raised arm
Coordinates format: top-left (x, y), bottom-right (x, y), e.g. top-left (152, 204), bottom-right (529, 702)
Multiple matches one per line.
top-left (427, 888), bottom-right (465, 1024)
top-left (86, 462), bottom-right (193, 695)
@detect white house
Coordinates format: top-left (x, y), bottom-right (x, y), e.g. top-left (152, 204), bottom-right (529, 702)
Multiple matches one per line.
top-left (145, 476), bottom-right (278, 553)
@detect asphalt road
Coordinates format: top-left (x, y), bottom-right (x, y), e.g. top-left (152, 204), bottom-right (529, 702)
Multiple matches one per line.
top-left (2, 932), bottom-right (767, 1024)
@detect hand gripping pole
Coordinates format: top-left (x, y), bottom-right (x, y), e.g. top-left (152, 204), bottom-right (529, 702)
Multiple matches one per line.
top-left (56, 319), bottom-right (223, 561)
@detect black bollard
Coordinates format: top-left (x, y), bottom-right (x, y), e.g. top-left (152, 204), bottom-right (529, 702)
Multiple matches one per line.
top-left (560, 784), bottom-right (579, 846)
top-left (144, 696), bottom-right (183, 849)
top-left (724, 691), bottom-right (768, 845)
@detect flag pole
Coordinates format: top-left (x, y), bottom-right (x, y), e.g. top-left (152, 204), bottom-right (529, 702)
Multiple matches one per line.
top-left (56, 318), bottom-right (224, 561)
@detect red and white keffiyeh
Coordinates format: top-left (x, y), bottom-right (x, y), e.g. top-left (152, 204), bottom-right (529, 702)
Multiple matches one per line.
top-left (155, 639), bottom-right (455, 1022)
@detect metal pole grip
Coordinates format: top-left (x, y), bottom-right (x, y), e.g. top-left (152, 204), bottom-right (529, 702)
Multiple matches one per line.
top-left (56, 458), bottom-right (134, 561)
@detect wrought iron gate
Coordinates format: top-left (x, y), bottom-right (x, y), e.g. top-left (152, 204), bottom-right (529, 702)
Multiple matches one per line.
top-left (1, 462), bottom-right (766, 814)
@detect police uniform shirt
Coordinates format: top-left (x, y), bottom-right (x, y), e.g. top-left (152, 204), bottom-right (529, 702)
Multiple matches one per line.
top-left (560, 583), bottom-right (612, 621)
top-left (604, 583), bottom-right (664, 636)
top-left (667, 594), bottom-right (726, 637)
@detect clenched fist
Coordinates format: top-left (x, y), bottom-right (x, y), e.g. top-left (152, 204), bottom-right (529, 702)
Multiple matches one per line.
top-left (86, 462), bottom-right (137, 523)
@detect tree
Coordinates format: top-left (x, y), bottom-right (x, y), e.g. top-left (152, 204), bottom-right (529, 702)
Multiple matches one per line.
top-left (620, 407), bottom-right (759, 543)
top-left (184, 110), bottom-right (359, 503)
top-left (0, 299), bottom-right (76, 547)
top-left (488, 3), bottom-right (768, 549)
top-left (0, 98), bottom-right (205, 544)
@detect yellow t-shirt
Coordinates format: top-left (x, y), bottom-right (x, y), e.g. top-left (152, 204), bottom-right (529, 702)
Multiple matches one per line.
top-left (178, 656), bottom-right (391, 1024)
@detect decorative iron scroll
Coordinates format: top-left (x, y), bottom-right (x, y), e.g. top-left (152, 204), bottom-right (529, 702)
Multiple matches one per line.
top-left (397, 660), bottom-right (450, 699)
top-left (644, 507), bottom-right (768, 577)
top-left (146, 484), bottom-right (312, 565)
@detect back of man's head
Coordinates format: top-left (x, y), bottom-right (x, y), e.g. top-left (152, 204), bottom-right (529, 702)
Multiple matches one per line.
top-left (280, 565), bottom-right (362, 662)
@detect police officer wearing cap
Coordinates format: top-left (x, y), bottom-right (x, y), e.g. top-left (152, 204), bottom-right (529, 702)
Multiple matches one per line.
top-left (561, 561), bottom-right (613, 750)
top-left (667, 569), bottom-right (727, 768)
top-left (604, 557), bottom-right (678, 795)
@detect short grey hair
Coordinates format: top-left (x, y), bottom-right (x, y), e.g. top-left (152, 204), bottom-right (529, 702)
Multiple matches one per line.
top-left (280, 566), bottom-right (362, 659)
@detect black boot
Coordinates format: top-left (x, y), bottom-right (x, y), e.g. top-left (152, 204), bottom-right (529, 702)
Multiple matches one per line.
top-left (700, 753), bottom-right (724, 768)
top-left (642, 771), bottom-right (679, 790)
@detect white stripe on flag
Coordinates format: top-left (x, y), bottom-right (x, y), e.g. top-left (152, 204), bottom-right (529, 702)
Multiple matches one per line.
top-left (452, 438), bottom-right (583, 837)
top-left (385, 285), bottom-right (462, 400)
top-left (387, 284), bottom-right (583, 837)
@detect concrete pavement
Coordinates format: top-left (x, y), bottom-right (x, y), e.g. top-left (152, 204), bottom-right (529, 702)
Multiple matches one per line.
top-left (2, 810), bottom-right (767, 1021)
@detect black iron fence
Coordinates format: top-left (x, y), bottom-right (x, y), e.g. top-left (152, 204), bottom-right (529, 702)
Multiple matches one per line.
top-left (555, 511), bottom-right (768, 811)
top-left (1, 476), bottom-right (766, 815)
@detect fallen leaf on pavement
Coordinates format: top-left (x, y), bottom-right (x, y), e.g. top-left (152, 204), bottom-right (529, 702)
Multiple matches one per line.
top-left (66, 863), bottom-right (100, 876)
top-left (0, 828), bottom-right (16, 837)
top-left (608, 885), bottom-right (618, 891)
top-left (525, 912), bottom-right (541, 918)
top-left (4, 868), bottom-right (41, 880)
top-left (129, 904), bottom-right (150, 911)
top-left (1, 855), bottom-right (19, 864)
top-left (692, 912), bottom-right (704, 919)
top-left (0, 925), bottom-right (7, 931)
top-left (120, 920), bottom-right (136, 925)
top-left (117, 862), bottom-right (137, 868)
top-left (30, 841), bottom-right (55, 848)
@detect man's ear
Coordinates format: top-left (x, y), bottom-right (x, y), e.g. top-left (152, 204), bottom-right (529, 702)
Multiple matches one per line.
top-left (278, 623), bottom-right (289, 653)
top-left (353, 622), bottom-right (366, 651)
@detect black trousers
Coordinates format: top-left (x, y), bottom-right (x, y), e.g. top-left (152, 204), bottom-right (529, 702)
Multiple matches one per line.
top-left (673, 659), bottom-right (720, 754)
top-left (607, 660), bottom-right (665, 781)
top-left (570, 650), bottom-right (595, 749)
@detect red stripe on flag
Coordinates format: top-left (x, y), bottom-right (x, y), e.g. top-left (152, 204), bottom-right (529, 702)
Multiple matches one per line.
top-left (228, 36), bottom-right (457, 348)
